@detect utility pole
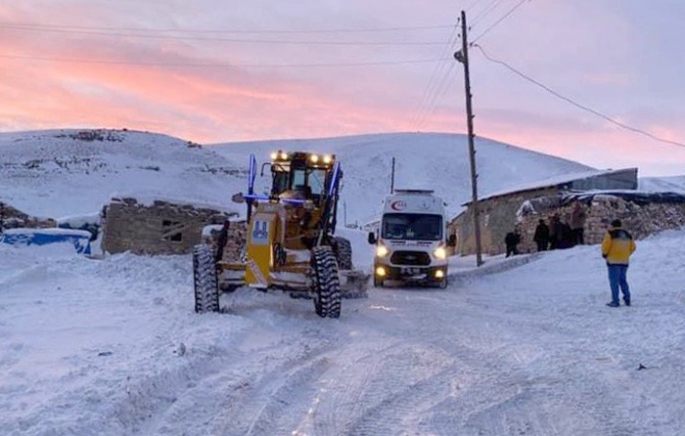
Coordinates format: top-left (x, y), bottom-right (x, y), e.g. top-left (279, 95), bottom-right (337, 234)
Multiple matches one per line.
top-left (390, 157), bottom-right (396, 194)
top-left (455, 10), bottom-right (483, 266)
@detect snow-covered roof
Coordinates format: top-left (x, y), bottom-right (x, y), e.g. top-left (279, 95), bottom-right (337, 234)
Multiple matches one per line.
top-left (2, 227), bottom-right (92, 237)
top-left (562, 189), bottom-right (685, 205)
top-left (465, 168), bottom-right (638, 205)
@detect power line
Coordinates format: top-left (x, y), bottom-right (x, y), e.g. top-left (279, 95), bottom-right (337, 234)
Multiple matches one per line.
top-left (465, 0), bottom-right (491, 13)
top-left (416, 59), bottom-right (458, 130)
top-left (0, 21), bottom-right (454, 34)
top-left (411, 21), bottom-right (460, 130)
top-left (0, 25), bottom-right (448, 46)
top-left (419, 62), bottom-right (458, 129)
top-left (473, 44), bottom-right (685, 149)
top-left (471, 0), bottom-right (529, 43)
top-left (0, 53), bottom-right (445, 68)
top-left (470, 0), bottom-right (507, 28)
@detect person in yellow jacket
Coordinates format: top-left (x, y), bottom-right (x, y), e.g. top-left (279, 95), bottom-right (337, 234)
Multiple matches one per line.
top-left (601, 219), bottom-right (636, 307)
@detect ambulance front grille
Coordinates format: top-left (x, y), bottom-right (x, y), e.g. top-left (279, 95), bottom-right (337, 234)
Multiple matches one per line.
top-left (390, 251), bottom-right (431, 266)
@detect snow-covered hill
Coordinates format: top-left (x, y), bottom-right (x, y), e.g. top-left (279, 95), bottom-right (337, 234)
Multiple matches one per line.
top-left (0, 129), bottom-right (245, 218)
top-left (1, 129), bottom-right (596, 225)
top-left (211, 132), bottom-right (595, 225)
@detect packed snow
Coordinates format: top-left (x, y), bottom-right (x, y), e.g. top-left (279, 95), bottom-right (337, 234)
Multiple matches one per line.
top-left (2, 129), bottom-right (685, 435)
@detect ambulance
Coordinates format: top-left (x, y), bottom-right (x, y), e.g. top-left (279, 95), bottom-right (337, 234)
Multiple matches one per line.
top-left (368, 189), bottom-right (453, 288)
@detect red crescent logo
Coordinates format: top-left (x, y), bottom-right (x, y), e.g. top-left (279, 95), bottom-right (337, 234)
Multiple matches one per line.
top-left (390, 200), bottom-right (407, 211)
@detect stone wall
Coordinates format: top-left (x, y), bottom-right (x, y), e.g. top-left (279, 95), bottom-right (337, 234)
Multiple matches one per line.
top-left (516, 193), bottom-right (685, 254)
top-left (0, 202), bottom-right (56, 230)
top-left (451, 187), bottom-right (558, 255)
top-left (451, 169), bottom-right (640, 256)
top-left (101, 197), bottom-right (234, 255)
top-left (203, 221), bottom-right (248, 262)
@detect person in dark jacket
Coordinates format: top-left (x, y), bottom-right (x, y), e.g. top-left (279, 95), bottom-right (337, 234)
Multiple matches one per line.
top-left (215, 220), bottom-right (231, 262)
top-left (601, 219), bottom-right (636, 307)
top-left (557, 220), bottom-right (572, 249)
top-left (548, 214), bottom-right (560, 249)
top-left (504, 229), bottom-right (521, 257)
top-left (533, 219), bottom-right (549, 252)
top-left (569, 202), bottom-right (587, 246)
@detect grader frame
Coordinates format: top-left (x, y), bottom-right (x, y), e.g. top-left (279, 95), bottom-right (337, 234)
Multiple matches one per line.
top-left (193, 151), bottom-right (367, 318)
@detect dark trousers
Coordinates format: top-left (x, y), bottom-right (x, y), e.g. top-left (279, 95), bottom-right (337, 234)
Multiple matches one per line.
top-left (549, 237), bottom-right (557, 250)
top-left (535, 240), bottom-right (548, 252)
top-left (505, 245), bottom-right (518, 257)
top-left (572, 228), bottom-right (584, 245)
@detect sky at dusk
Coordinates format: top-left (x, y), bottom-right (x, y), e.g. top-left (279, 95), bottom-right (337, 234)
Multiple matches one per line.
top-left (0, 0), bottom-right (683, 176)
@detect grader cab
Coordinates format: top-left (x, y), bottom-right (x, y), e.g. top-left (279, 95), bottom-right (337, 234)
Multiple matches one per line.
top-left (192, 150), bottom-right (368, 318)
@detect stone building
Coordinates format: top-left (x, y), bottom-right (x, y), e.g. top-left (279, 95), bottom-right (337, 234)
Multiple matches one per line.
top-left (451, 168), bottom-right (638, 255)
top-left (516, 191), bottom-right (685, 253)
top-left (101, 197), bottom-right (237, 255)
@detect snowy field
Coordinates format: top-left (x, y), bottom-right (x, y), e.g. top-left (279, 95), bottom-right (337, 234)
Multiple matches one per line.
top-left (2, 227), bottom-right (685, 435)
top-left (2, 129), bottom-right (685, 435)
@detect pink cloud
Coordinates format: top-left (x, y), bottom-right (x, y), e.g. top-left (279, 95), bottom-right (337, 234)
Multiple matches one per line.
top-left (0, 1), bottom-right (683, 177)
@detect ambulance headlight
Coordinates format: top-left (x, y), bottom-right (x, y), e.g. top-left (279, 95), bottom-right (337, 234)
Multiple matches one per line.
top-left (270, 151), bottom-right (278, 160)
top-left (279, 151), bottom-right (288, 160)
top-left (376, 245), bottom-right (389, 257)
top-left (433, 247), bottom-right (447, 260)
top-left (323, 155), bottom-right (332, 164)
top-left (310, 154), bottom-right (319, 163)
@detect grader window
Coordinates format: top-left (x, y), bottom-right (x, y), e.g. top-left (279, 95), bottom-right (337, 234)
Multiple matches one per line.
top-left (272, 171), bottom-right (289, 196)
top-left (291, 169), bottom-right (306, 189)
top-left (309, 169), bottom-right (326, 196)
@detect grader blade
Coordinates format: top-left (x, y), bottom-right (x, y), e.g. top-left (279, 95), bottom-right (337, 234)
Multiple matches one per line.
top-left (340, 270), bottom-right (370, 299)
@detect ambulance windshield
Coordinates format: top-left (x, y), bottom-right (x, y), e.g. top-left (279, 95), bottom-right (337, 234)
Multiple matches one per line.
top-left (381, 214), bottom-right (443, 241)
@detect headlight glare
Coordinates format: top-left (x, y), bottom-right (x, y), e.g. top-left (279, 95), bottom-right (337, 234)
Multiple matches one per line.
top-left (376, 245), bottom-right (389, 257)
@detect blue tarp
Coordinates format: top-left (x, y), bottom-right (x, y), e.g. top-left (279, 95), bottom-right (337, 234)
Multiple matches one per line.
top-left (0, 228), bottom-right (92, 255)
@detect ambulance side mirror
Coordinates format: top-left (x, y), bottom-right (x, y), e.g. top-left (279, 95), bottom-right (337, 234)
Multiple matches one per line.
top-left (368, 232), bottom-right (377, 245)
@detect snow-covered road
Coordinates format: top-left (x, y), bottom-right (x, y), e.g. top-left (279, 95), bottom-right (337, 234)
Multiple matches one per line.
top-left (2, 231), bottom-right (685, 436)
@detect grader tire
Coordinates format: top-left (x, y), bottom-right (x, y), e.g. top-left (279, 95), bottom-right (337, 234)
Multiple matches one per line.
top-left (333, 236), bottom-right (353, 270)
top-left (193, 244), bottom-right (220, 313)
top-left (311, 246), bottom-right (342, 319)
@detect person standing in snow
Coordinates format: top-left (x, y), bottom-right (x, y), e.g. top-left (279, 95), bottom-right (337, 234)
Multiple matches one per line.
top-left (504, 228), bottom-right (521, 257)
top-left (533, 219), bottom-right (549, 252)
top-left (601, 219), bottom-right (636, 307)
top-left (569, 202), bottom-right (587, 246)
top-left (548, 214), bottom-right (560, 249)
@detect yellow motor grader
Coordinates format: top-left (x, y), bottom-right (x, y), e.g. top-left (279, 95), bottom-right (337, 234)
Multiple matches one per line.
top-left (192, 150), bottom-right (368, 318)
